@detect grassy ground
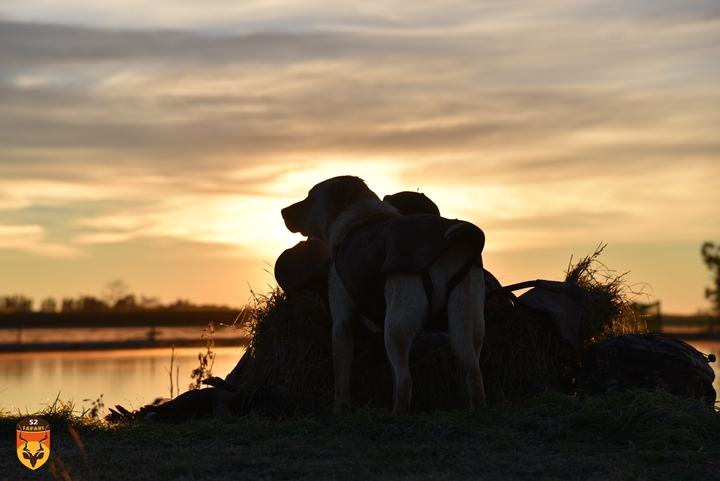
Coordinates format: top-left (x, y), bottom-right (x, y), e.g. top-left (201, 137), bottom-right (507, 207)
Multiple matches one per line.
top-left (1, 390), bottom-right (719, 480)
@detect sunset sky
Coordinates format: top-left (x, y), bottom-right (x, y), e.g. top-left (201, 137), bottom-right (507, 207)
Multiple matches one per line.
top-left (1, 0), bottom-right (719, 314)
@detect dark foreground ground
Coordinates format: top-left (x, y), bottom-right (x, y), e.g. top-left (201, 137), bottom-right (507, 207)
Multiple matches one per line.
top-left (1, 390), bottom-right (719, 481)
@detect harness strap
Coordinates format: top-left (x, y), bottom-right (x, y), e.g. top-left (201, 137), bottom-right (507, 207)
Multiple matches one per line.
top-left (421, 271), bottom-right (434, 308)
top-left (420, 256), bottom-right (480, 313)
top-left (445, 257), bottom-right (477, 302)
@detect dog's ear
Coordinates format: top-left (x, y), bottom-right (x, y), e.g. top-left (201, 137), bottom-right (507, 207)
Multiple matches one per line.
top-left (325, 187), bottom-right (351, 226)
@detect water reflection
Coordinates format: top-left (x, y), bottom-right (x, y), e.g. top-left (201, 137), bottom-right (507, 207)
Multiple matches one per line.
top-left (685, 340), bottom-right (720, 396)
top-left (0, 347), bottom-right (245, 412)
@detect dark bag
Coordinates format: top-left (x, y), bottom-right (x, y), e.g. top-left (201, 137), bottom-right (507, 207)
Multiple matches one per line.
top-left (577, 333), bottom-right (716, 403)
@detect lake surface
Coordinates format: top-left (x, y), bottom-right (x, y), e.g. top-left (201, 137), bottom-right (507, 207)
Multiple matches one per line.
top-left (1, 331), bottom-right (718, 414)
top-left (0, 346), bottom-right (245, 413)
top-left (681, 340), bottom-right (720, 394)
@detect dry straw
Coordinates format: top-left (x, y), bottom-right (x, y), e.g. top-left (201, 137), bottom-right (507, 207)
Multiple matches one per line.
top-left (230, 245), bottom-right (643, 414)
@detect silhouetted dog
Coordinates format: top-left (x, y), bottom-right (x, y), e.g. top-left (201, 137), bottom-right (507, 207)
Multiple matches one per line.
top-left (282, 176), bottom-right (487, 414)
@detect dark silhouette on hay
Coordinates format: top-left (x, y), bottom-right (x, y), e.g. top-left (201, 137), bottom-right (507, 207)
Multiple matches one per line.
top-left (274, 236), bottom-right (330, 304)
top-left (383, 191), bottom-right (440, 216)
top-left (106, 383), bottom-right (234, 423)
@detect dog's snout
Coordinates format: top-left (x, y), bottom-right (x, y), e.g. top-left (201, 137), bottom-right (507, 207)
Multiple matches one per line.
top-left (281, 207), bottom-right (297, 232)
top-left (281, 201), bottom-right (305, 233)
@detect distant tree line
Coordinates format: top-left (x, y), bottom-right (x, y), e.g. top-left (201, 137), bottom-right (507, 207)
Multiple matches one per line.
top-left (0, 279), bottom-right (235, 314)
top-left (0, 294), bottom-right (234, 314)
top-left (59, 295), bottom-right (233, 313)
top-left (0, 295), bottom-right (34, 313)
top-left (702, 241), bottom-right (720, 318)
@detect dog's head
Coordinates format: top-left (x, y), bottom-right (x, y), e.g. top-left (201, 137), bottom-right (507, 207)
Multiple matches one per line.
top-left (383, 191), bottom-right (440, 216)
top-left (281, 176), bottom-right (379, 242)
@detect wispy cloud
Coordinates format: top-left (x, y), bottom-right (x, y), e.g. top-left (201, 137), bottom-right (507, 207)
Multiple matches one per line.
top-left (0, 224), bottom-right (81, 257)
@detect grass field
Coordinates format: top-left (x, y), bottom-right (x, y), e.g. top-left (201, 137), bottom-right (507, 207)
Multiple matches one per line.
top-left (2, 390), bottom-right (719, 480)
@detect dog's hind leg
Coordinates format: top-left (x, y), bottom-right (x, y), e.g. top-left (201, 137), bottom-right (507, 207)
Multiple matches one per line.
top-left (328, 264), bottom-right (358, 413)
top-left (446, 262), bottom-right (487, 410)
top-left (384, 273), bottom-right (427, 415)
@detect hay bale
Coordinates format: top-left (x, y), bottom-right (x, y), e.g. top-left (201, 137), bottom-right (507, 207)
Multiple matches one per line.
top-left (229, 246), bottom-right (641, 414)
top-left (480, 304), bottom-right (575, 404)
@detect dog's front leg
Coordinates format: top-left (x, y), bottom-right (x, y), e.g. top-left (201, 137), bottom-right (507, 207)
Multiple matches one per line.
top-left (328, 264), bottom-right (356, 413)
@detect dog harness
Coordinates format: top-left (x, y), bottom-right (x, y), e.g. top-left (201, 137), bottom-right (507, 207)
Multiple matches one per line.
top-left (333, 215), bottom-right (485, 328)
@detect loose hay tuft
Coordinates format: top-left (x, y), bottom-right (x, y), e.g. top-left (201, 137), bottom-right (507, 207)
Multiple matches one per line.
top-left (234, 289), bottom-right (335, 414)
top-left (566, 244), bottom-right (645, 343)
top-left (231, 246), bottom-right (643, 414)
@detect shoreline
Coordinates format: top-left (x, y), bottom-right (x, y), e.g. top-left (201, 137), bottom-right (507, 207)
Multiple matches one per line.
top-left (0, 337), bottom-right (249, 353)
top-left (1, 331), bottom-right (718, 354)
top-left (0, 310), bottom-right (242, 329)
top-left (659, 331), bottom-right (720, 342)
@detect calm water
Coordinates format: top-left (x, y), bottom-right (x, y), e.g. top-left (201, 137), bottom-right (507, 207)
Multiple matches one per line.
top-left (0, 345), bottom-right (245, 413)
top-left (1, 333), bottom-right (718, 413)
top-left (683, 340), bottom-right (720, 395)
